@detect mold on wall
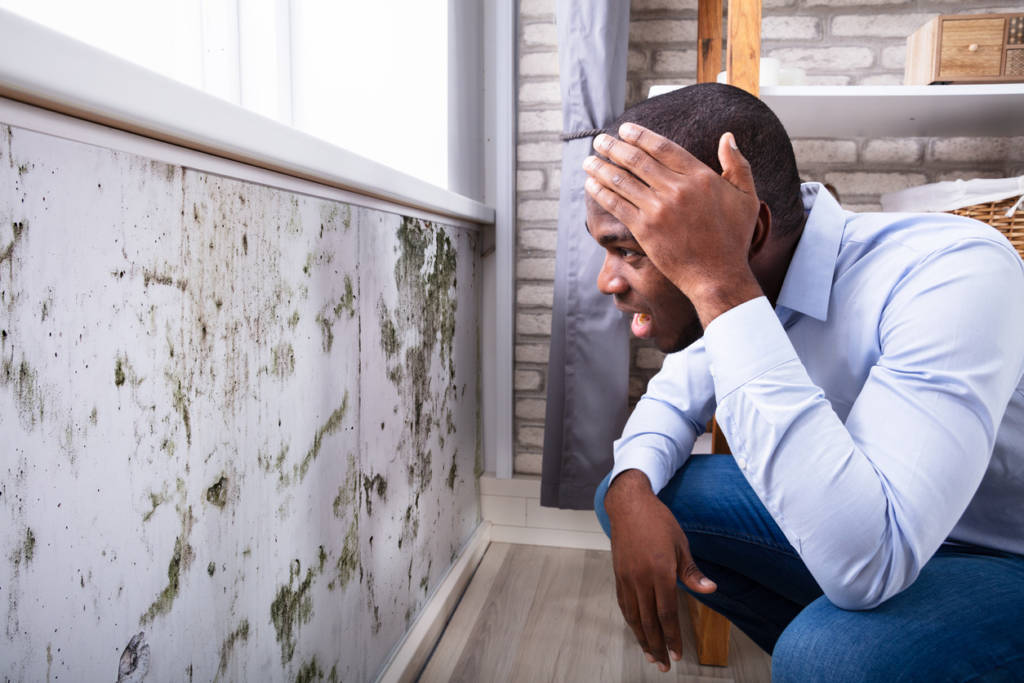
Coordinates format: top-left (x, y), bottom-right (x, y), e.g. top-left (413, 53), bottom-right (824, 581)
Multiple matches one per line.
top-left (0, 120), bottom-right (480, 681)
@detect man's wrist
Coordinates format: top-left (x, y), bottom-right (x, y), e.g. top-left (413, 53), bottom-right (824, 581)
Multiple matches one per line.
top-left (605, 469), bottom-right (656, 514)
top-left (684, 272), bottom-right (763, 329)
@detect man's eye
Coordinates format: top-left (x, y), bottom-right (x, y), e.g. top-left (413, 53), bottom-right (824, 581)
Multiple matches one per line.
top-left (619, 248), bottom-right (642, 259)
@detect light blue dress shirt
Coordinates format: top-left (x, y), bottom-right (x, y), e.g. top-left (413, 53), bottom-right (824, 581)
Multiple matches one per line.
top-left (612, 183), bottom-right (1024, 610)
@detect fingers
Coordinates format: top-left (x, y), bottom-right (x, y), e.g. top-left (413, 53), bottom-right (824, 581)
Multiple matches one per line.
top-left (654, 577), bottom-right (684, 665)
top-left (616, 576), bottom-right (651, 656)
top-left (617, 123), bottom-right (704, 176)
top-left (583, 155), bottom-right (650, 207)
top-left (637, 585), bottom-right (670, 671)
top-left (717, 132), bottom-right (757, 196)
top-left (583, 176), bottom-right (639, 227)
top-left (678, 551), bottom-right (718, 595)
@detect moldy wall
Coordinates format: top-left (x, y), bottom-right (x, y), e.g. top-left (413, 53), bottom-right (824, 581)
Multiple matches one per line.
top-left (0, 119), bottom-right (480, 681)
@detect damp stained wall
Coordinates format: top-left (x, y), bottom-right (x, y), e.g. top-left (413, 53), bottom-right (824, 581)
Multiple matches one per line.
top-left (0, 121), bottom-right (481, 682)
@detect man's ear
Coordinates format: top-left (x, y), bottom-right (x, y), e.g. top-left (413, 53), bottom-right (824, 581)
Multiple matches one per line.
top-left (748, 201), bottom-right (772, 260)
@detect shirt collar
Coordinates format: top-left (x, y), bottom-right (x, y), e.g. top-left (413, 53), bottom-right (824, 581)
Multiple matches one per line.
top-left (775, 182), bottom-right (846, 323)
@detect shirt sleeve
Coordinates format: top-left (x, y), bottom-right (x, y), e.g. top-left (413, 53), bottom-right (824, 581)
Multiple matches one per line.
top-left (706, 240), bottom-right (1024, 610)
top-left (610, 339), bottom-right (717, 493)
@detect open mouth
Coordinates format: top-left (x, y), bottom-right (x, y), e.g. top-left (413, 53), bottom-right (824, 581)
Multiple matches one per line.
top-left (631, 312), bottom-right (653, 338)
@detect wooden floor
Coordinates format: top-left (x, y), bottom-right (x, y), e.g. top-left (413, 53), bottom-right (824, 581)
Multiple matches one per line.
top-left (419, 543), bottom-right (771, 683)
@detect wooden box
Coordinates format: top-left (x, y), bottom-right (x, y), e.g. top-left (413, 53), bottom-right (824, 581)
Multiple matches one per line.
top-left (905, 13), bottom-right (1024, 85)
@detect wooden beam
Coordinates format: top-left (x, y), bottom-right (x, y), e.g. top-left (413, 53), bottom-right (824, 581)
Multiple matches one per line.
top-left (726, 0), bottom-right (762, 96)
top-left (698, 0), bottom-right (724, 83)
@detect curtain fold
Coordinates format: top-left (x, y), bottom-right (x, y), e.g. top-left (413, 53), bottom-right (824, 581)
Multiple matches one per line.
top-left (540, 0), bottom-right (631, 509)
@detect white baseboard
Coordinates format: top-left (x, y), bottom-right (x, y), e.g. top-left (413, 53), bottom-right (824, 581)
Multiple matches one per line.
top-left (376, 521), bottom-right (492, 683)
top-left (479, 474), bottom-right (611, 551)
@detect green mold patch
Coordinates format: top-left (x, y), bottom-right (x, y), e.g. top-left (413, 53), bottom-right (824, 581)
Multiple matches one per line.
top-left (332, 521), bottom-right (360, 590)
top-left (140, 506), bottom-right (195, 625)
top-left (206, 475), bottom-right (228, 508)
top-left (215, 619), bottom-right (249, 681)
top-left (207, 562), bottom-right (216, 576)
top-left (142, 490), bottom-right (167, 523)
top-left (295, 656), bottom-right (324, 683)
top-left (332, 454), bottom-right (361, 518)
top-left (335, 275), bottom-right (356, 319)
top-left (287, 310), bottom-right (300, 328)
top-left (269, 559), bottom-right (317, 665)
top-left (293, 393), bottom-right (348, 483)
top-left (271, 343), bottom-right (295, 379)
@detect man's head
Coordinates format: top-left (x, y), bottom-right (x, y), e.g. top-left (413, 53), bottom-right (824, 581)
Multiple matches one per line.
top-left (587, 83), bottom-right (803, 352)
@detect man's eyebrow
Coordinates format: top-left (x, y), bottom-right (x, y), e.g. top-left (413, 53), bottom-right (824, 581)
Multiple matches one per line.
top-left (586, 222), bottom-right (638, 247)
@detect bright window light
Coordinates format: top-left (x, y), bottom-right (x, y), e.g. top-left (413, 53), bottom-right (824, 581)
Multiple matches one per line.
top-left (0, 0), bottom-right (450, 189)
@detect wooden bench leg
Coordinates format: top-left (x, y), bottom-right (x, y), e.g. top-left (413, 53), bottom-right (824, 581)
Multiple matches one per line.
top-left (686, 593), bottom-right (731, 666)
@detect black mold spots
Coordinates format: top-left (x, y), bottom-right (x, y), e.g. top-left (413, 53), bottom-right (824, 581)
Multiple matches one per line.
top-left (1, 357), bottom-right (44, 429)
top-left (21, 528), bottom-right (35, 564)
top-left (295, 656), bottom-right (324, 683)
top-left (205, 476), bottom-right (228, 508)
top-left (89, 406), bottom-right (98, 425)
top-left (116, 632), bottom-right (151, 683)
top-left (375, 218), bottom-right (460, 538)
top-left (241, 232), bottom-right (248, 255)
top-left (140, 507), bottom-right (194, 625)
top-left (446, 454), bottom-right (458, 491)
top-left (294, 393), bottom-right (348, 483)
top-left (269, 559), bottom-right (316, 664)
top-left (172, 378), bottom-right (192, 446)
top-left (207, 562), bottom-right (216, 577)
top-left (361, 473), bottom-right (387, 516)
top-left (114, 356), bottom-right (126, 387)
top-left (215, 619), bottom-right (249, 680)
top-left (0, 221), bottom-right (27, 266)
top-left (142, 268), bottom-right (187, 291)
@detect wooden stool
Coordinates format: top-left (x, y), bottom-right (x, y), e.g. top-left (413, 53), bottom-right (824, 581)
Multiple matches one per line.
top-left (679, 0), bottom-right (764, 666)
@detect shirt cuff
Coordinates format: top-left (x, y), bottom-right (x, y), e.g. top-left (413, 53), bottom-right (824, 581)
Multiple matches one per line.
top-left (702, 296), bottom-right (800, 402)
top-left (609, 439), bottom-right (677, 494)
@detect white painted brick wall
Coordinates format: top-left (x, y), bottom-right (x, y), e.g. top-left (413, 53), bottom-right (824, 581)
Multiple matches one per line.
top-left (513, 0), bottom-right (1024, 475)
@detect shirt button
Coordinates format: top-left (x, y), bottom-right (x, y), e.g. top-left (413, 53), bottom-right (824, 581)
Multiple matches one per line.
top-left (736, 458), bottom-right (747, 470)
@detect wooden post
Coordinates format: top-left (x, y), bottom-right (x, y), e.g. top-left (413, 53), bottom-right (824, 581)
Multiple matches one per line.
top-left (698, 0), bottom-right (723, 83)
top-left (726, 0), bottom-right (762, 96)
top-left (686, 594), bottom-right (732, 667)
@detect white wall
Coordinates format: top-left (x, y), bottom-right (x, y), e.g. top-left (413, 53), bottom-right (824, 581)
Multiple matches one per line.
top-left (0, 115), bottom-right (480, 681)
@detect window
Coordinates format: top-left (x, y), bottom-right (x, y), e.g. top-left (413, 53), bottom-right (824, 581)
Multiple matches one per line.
top-left (0, 0), bottom-right (450, 188)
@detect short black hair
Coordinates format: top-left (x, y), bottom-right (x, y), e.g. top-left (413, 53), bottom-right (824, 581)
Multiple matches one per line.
top-left (610, 83), bottom-right (804, 235)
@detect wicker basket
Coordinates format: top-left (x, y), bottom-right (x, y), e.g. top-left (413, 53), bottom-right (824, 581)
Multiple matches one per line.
top-left (950, 196), bottom-right (1024, 260)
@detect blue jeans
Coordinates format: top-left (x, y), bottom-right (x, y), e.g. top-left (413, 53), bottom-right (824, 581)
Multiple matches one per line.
top-left (594, 454), bottom-right (1024, 682)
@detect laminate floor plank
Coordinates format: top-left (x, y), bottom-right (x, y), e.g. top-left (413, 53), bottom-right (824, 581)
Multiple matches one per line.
top-left (507, 547), bottom-right (588, 681)
top-left (419, 543), bottom-right (773, 683)
top-left (446, 544), bottom-right (551, 682)
top-left (549, 549), bottom-right (625, 682)
top-left (419, 542), bottom-right (512, 683)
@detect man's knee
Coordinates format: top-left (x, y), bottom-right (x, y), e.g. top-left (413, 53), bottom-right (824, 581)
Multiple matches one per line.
top-left (593, 471), bottom-right (613, 538)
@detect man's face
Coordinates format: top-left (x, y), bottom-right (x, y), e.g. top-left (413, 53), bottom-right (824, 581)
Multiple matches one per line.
top-left (586, 199), bottom-right (702, 353)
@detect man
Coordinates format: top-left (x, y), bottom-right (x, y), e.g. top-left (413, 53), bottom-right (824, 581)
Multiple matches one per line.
top-left (584, 83), bottom-right (1024, 680)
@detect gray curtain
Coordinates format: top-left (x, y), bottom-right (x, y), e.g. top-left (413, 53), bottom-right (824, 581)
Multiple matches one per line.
top-left (541, 0), bottom-right (631, 509)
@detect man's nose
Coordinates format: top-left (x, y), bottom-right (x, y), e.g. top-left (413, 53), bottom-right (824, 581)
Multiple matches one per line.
top-left (596, 254), bottom-right (628, 295)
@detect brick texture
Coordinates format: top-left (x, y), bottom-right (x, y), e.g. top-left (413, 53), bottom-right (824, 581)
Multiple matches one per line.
top-left (513, 0), bottom-right (1024, 475)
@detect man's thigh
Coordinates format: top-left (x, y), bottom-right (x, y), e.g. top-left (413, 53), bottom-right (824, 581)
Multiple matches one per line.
top-left (773, 549), bottom-right (1024, 682)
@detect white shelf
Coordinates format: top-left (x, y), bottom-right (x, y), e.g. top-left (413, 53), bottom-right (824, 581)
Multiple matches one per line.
top-left (648, 84), bottom-right (1024, 138)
